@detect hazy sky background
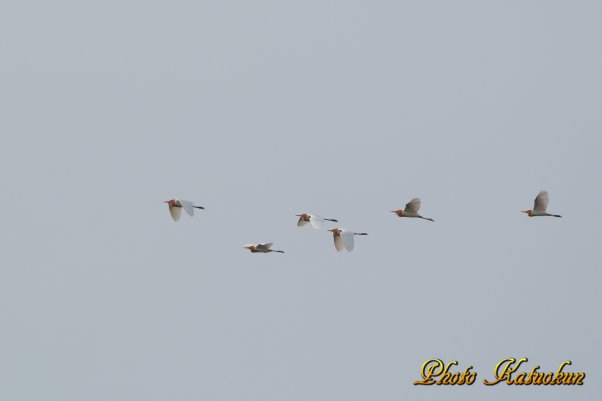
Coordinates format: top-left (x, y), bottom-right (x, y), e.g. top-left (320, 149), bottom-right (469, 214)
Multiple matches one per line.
top-left (1, 1), bottom-right (601, 400)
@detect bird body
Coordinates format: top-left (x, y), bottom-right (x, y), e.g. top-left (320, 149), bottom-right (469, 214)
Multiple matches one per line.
top-left (391, 198), bottom-right (434, 222)
top-left (328, 228), bottom-right (367, 252)
top-left (296, 213), bottom-right (338, 229)
top-left (522, 191), bottom-right (562, 218)
top-left (164, 198), bottom-right (204, 221)
top-left (244, 243), bottom-right (285, 253)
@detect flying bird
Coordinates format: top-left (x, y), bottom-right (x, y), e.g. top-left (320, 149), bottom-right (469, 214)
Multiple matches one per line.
top-left (522, 191), bottom-right (562, 217)
top-left (296, 213), bottom-right (338, 229)
top-left (391, 198), bottom-right (434, 222)
top-left (244, 243), bottom-right (285, 253)
top-left (164, 198), bottom-right (204, 221)
top-left (327, 228), bottom-right (368, 252)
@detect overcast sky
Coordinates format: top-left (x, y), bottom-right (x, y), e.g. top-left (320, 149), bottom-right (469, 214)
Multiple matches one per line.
top-left (1, 1), bottom-right (601, 400)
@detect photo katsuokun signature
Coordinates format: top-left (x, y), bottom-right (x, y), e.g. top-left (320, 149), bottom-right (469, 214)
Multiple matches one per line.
top-left (413, 358), bottom-right (585, 386)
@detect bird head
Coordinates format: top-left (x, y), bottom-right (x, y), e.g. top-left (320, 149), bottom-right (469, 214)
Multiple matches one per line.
top-left (521, 210), bottom-right (533, 217)
top-left (328, 228), bottom-right (341, 236)
top-left (390, 209), bottom-right (403, 217)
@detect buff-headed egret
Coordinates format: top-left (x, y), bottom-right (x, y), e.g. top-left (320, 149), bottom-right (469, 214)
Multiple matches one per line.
top-left (296, 213), bottom-right (338, 229)
top-left (391, 198), bottom-right (434, 222)
top-left (244, 243), bottom-right (285, 253)
top-left (522, 191), bottom-right (562, 217)
top-left (164, 199), bottom-right (204, 221)
top-left (327, 228), bottom-right (367, 252)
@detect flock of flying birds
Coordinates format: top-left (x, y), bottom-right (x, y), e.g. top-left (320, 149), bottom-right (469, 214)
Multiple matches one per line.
top-left (164, 190), bottom-right (562, 254)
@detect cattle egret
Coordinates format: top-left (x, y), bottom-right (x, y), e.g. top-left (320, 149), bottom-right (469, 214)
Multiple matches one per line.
top-left (296, 213), bottom-right (338, 229)
top-left (522, 191), bottom-right (562, 217)
top-left (164, 198), bottom-right (204, 221)
top-left (327, 228), bottom-right (368, 252)
top-left (391, 198), bottom-right (434, 222)
top-left (244, 243), bottom-right (285, 253)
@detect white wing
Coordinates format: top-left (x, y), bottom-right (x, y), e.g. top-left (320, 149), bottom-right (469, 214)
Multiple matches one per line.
top-left (534, 191), bottom-right (549, 212)
top-left (340, 230), bottom-right (355, 252)
top-left (255, 243), bottom-right (273, 251)
top-left (405, 198), bottom-right (421, 213)
top-left (178, 199), bottom-right (195, 216)
top-left (309, 214), bottom-right (325, 229)
top-left (168, 205), bottom-right (182, 221)
top-left (297, 217), bottom-right (309, 227)
top-left (333, 235), bottom-right (345, 252)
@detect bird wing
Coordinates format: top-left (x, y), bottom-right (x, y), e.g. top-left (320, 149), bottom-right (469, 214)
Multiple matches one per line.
top-left (534, 191), bottom-right (549, 212)
top-left (405, 198), bottom-right (421, 213)
top-left (333, 235), bottom-right (345, 252)
top-left (309, 214), bottom-right (325, 229)
top-left (340, 230), bottom-right (355, 252)
top-left (297, 217), bottom-right (309, 227)
top-left (178, 199), bottom-right (195, 216)
top-left (255, 243), bottom-right (273, 251)
top-left (168, 205), bottom-right (182, 221)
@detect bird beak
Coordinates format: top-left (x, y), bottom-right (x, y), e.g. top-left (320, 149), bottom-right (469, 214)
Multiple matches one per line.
top-left (521, 210), bottom-right (528, 214)
top-left (390, 210), bottom-right (396, 213)
top-left (295, 214), bottom-right (301, 217)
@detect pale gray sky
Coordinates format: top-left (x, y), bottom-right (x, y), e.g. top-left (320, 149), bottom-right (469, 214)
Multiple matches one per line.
top-left (1, 1), bottom-right (601, 400)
